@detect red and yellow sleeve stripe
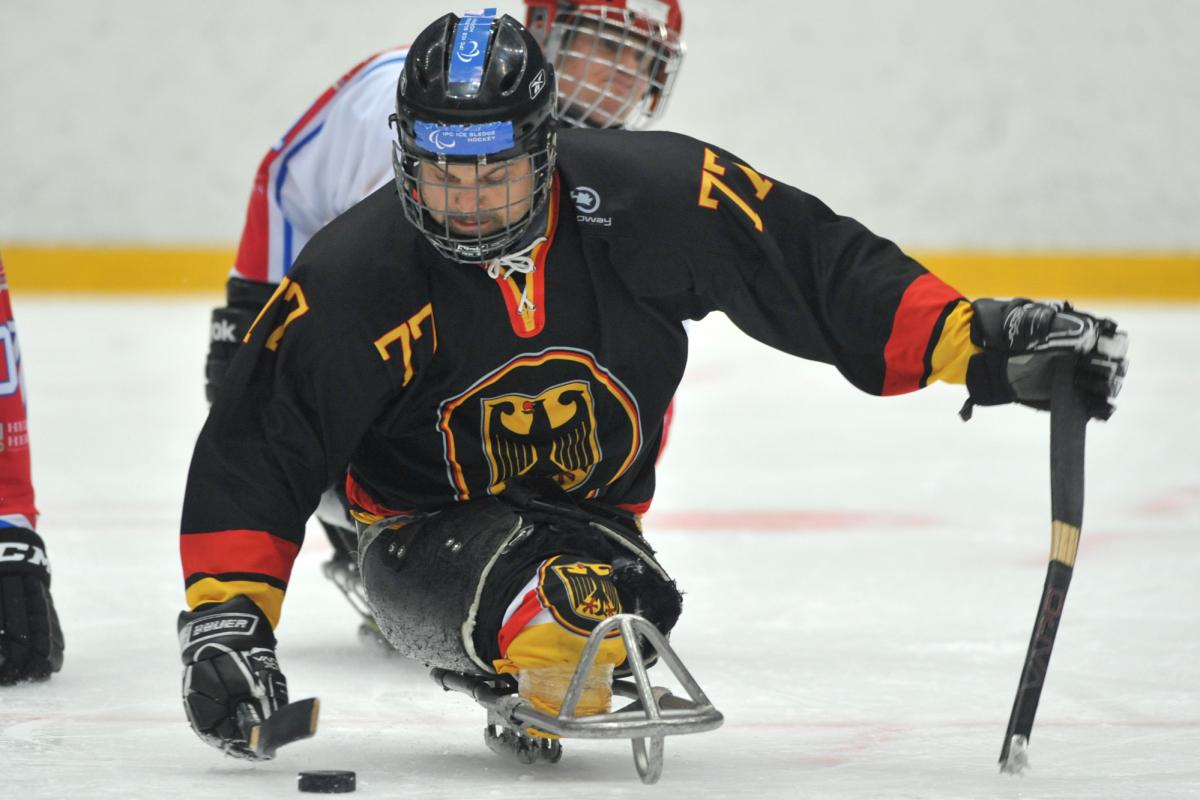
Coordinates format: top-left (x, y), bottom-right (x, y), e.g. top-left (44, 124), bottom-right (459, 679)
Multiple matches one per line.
top-left (881, 273), bottom-right (980, 395)
top-left (180, 529), bottom-right (300, 628)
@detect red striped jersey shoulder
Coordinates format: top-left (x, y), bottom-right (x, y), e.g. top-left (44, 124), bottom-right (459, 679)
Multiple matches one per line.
top-left (232, 47), bottom-right (410, 285)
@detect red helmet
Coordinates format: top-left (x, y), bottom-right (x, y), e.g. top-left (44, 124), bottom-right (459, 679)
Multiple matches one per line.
top-left (524, 1), bottom-right (685, 130)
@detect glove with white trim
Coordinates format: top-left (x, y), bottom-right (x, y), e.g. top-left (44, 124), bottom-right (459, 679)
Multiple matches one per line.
top-left (178, 595), bottom-right (288, 759)
top-left (965, 298), bottom-right (1129, 420)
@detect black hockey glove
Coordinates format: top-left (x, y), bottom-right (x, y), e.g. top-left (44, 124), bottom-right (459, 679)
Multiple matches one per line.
top-left (964, 298), bottom-right (1129, 420)
top-left (0, 527), bottom-right (64, 684)
top-left (205, 276), bottom-right (278, 404)
top-left (178, 595), bottom-right (288, 759)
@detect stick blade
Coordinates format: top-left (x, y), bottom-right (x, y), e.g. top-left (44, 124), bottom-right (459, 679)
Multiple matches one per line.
top-left (999, 734), bottom-right (1030, 775)
top-left (249, 697), bottom-right (320, 758)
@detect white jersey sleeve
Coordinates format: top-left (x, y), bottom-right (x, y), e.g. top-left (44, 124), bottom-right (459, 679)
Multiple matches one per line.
top-left (232, 48), bottom-right (408, 284)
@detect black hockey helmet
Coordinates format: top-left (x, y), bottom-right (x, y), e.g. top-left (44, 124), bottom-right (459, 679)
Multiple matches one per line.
top-left (392, 11), bottom-right (557, 264)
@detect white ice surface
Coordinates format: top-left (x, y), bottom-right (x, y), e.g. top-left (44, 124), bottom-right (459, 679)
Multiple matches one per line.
top-left (2, 298), bottom-right (1198, 798)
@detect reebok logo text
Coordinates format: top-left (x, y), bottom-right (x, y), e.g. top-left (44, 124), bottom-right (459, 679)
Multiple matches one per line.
top-left (211, 319), bottom-right (238, 343)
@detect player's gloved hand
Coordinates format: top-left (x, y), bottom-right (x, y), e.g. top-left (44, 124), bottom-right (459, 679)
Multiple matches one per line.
top-left (205, 276), bottom-right (278, 404)
top-left (965, 298), bottom-right (1129, 420)
top-left (0, 527), bottom-right (64, 684)
top-left (178, 595), bottom-right (288, 759)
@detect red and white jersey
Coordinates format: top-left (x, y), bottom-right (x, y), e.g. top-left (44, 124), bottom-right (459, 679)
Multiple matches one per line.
top-left (0, 254), bottom-right (37, 531)
top-left (232, 47), bottom-right (409, 284)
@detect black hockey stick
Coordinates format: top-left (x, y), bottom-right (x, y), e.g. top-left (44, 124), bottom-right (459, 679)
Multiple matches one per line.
top-left (998, 359), bottom-right (1087, 773)
top-left (239, 697), bottom-right (321, 759)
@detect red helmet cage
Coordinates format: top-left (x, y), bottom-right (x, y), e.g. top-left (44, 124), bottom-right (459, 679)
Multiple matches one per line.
top-left (524, 0), bottom-right (683, 38)
top-left (523, 0), bottom-right (685, 129)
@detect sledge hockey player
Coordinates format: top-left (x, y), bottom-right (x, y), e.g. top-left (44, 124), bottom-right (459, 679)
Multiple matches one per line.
top-left (0, 254), bottom-right (64, 685)
top-left (177, 11), bottom-right (1128, 762)
top-left (207, 0), bottom-right (684, 397)
top-left (202, 1), bottom-right (687, 636)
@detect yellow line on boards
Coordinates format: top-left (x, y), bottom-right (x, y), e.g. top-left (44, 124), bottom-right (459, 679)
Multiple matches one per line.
top-left (2, 245), bottom-right (1199, 300)
top-left (914, 251), bottom-right (1200, 301)
top-left (2, 246), bottom-right (233, 294)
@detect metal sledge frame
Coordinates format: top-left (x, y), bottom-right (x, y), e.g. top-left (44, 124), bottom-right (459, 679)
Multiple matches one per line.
top-left (432, 613), bottom-right (723, 784)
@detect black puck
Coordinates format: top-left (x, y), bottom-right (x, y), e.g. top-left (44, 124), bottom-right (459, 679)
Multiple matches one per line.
top-left (298, 770), bottom-right (356, 793)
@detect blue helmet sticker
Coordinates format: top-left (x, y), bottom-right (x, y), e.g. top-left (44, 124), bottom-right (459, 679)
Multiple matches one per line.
top-left (414, 120), bottom-right (515, 155)
top-left (447, 8), bottom-right (498, 96)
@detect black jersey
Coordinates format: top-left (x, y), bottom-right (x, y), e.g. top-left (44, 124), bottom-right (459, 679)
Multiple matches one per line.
top-left (181, 129), bottom-right (976, 625)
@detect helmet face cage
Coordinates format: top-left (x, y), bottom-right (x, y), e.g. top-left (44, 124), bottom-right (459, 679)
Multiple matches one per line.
top-left (394, 137), bottom-right (556, 264)
top-left (546, 5), bottom-right (684, 130)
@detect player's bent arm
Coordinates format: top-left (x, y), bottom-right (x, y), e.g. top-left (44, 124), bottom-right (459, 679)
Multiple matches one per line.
top-left (184, 223), bottom-right (433, 624)
top-left (188, 285), bottom-right (391, 620)
top-left (180, 260), bottom-right (417, 756)
top-left (670, 144), bottom-right (973, 397)
top-left (653, 137), bottom-right (1127, 410)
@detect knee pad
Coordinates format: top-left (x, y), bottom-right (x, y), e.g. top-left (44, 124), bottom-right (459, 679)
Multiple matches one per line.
top-left (358, 495), bottom-right (682, 674)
